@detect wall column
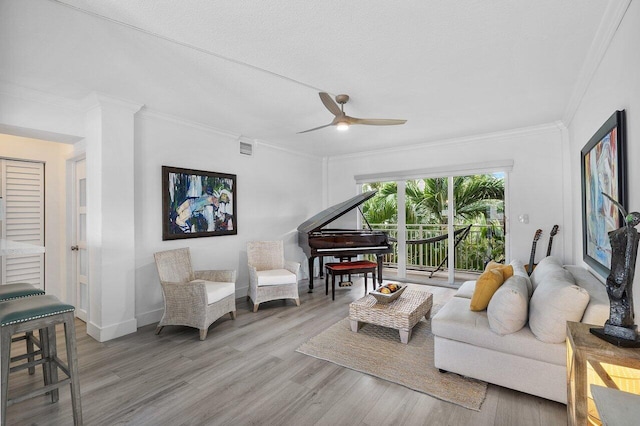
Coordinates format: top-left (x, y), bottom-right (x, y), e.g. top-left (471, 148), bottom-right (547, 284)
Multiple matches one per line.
top-left (84, 93), bottom-right (142, 342)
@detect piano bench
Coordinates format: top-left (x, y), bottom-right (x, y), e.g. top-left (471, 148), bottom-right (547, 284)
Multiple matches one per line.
top-left (325, 261), bottom-right (378, 301)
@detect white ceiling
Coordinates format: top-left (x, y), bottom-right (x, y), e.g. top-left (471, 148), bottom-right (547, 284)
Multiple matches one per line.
top-left (0, 0), bottom-right (611, 157)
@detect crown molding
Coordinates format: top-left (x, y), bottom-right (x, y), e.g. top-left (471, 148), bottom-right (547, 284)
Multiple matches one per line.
top-left (330, 122), bottom-right (563, 161)
top-left (254, 139), bottom-right (323, 161)
top-left (140, 108), bottom-right (321, 161)
top-left (0, 80), bottom-right (84, 111)
top-left (82, 92), bottom-right (143, 114)
top-left (138, 108), bottom-right (238, 139)
top-left (562, 0), bottom-right (632, 126)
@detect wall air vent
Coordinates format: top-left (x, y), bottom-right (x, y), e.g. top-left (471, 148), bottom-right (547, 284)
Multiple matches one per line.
top-left (239, 137), bottom-right (253, 156)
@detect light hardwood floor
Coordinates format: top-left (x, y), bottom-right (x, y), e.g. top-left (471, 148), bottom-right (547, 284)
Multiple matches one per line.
top-left (6, 280), bottom-right (567, 425)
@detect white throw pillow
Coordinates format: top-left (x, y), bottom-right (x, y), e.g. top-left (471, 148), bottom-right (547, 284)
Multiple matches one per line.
top-left (529, 278), bottom-right (590, 343)
top-left (487, 275), bottom-right (529, 335)
top-left (509, 259), bottom-right (533, 296)
top-left (529, 256), bottom-right (563, 291)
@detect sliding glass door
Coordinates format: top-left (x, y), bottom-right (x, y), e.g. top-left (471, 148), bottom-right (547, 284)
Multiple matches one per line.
top-left (361, 172), bottom-right (505, 285)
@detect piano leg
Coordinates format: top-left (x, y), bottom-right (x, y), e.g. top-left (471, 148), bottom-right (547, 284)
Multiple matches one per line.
top-left (308, 257), bottom-right (315, 292)
top-left (377, 255), bottom-right (383, 286)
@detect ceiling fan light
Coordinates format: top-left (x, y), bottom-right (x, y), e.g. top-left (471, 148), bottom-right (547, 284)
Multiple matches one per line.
top-left (336, 121), bottom-right (349, 131)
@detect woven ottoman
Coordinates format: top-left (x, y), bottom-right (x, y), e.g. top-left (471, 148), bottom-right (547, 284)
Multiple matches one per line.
top-left (349, 289), bottom-right (433, 344)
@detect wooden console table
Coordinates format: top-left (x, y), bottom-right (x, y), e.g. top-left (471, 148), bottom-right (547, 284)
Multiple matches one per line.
top-left (566, 321), bottom-right (640, 426)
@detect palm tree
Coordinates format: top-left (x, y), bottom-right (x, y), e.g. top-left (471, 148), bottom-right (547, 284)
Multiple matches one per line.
top-left (363, 174), bottom-right (504, 225)
top-left (361, 182), bottom-right (397, 224)
top-left (409, 175), bottom-right (504, 224)
top-left (362, 182), bottom-right (421, 224)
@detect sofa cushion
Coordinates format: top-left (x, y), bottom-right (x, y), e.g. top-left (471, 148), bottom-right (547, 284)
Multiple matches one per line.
top-left (455, 280), bottom-right (476, 299)
top-left (529, 256), bottom-right (563, 291)
top-left (470, 269), bottom-right (505, 311)
top-left (432, 296), bottom-right (566, 366)
top-left (487, 275), bottom-right (529, 335)
top-left (564, 265), bottom-right (609, 326)
top-left (529, 277), bottom-right (590, 343)
top-left (510, 259), bottom-right (533, 296)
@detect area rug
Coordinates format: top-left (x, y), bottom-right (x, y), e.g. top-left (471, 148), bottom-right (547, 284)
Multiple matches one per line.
top-left (296, 313), bottom-right (487, 411)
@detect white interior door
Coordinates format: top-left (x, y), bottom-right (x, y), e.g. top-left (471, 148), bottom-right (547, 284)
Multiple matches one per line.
top-left (73, 158), bottom-right (88, 321)
top-left (0, 159), bottom-right (45, 288)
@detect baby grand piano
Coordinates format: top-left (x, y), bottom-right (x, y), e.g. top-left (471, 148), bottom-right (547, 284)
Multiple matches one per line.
top-left (297, 190), bottom-right (392, 292)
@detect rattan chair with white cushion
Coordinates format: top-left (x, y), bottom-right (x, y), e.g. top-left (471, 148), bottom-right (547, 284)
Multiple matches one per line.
top-left (247, 241), bottom-right (300, 312)
top-left (154, 247), bottom-right (236, 340)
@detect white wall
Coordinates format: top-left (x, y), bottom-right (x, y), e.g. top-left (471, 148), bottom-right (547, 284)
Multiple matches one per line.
top-left (326, 125), bottom-right (570, 265)
top-left (0, 86), bottom-right (325, 338)
top-left (133, 113), bottom-right (323, 326)
top-left (568, 1), bottom-right (640, 318)
top-left (0, 133), bottom-right (74, 299)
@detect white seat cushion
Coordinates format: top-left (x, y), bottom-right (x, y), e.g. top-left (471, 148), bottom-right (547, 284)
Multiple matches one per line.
top-left (455, 280), bottom-right (476, 299)
top-left (200, 280), bottom-right (235, 304)
top-left (432, 296), bottom-right (566, 366)
top-left (256, 269), bottom-right (297, 286)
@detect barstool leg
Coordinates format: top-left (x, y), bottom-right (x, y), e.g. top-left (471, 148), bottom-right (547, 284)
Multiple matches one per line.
top-left (25, 331), bottom-right (35, 375)
top-left (1, 331), bottom-right (12, 426)
top-left (63, 313), bottom-right (82, 426)
top-left (39, 328), bottom-right (51, 389)
top-left (46, 325), bottom-right (59, 403)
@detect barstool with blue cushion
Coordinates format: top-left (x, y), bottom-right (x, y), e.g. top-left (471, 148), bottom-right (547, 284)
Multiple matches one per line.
top-left (0, 283), bottom-right (46, 375)
top-left (0, 295), bottom-right (82, 426)
top-left (0, 283), bottom-right (45, 301)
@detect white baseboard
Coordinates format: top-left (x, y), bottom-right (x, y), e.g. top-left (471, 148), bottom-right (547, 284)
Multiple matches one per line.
top-left (136, 308), bottom-right (163, 328)
top-left (86, 318), bottom-right (137, 342)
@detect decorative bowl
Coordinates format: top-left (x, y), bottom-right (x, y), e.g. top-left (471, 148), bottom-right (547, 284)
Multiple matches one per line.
top-left (370, 283), bottom-right (406, 304)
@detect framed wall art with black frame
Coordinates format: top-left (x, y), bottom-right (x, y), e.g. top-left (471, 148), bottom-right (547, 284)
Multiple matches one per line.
top-left (162, 166), bottom-right (237, 240)
top-left (581, 109), bottom-right (627, 278)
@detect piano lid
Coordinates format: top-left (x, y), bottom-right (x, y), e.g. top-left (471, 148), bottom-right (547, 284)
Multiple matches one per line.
top-left (297, 190), bottom-right (377, 234)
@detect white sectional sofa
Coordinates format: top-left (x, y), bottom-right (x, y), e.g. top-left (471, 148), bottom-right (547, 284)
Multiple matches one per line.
top-left (431, 257), bottom-right (609, 403)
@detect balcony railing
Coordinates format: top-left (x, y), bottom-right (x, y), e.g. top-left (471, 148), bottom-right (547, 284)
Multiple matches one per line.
top-left (368, 223), bottom-right (505, 273)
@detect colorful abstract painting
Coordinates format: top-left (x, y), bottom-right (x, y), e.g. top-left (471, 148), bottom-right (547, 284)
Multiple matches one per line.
top-left (162, 166), bottom-right (237, 240)
top-left (581, 110), bottom-right (626, 277)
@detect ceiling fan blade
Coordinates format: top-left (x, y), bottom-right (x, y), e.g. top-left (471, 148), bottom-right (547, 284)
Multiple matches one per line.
top-left (297, 123), bottom-right (334, 134)
top-left (347, 117), bottom-right (407, 126)
top-left (319, 92), bottom-right (342, 116)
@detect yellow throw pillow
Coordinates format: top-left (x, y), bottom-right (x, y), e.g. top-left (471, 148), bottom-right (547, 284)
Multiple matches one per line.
top-left (470, 268), bottom-right (505, 311)
top-left (485, 261), bottom-right (514, 280)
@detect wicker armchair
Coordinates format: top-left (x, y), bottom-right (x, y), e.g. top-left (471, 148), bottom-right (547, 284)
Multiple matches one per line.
top-left (247, 241), bottom-right (300, 312)
top-left (154, 247), bottom-right (237, 340)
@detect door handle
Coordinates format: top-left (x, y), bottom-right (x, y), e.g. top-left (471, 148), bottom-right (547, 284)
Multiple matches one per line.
top-left (71, 245), bottom-right (79, 251)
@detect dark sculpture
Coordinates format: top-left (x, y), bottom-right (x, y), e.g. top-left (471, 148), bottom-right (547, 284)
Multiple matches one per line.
top-left (590, 193), bottom-right (640, 346)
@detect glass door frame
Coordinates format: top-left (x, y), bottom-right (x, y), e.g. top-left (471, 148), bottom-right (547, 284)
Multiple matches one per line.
top-left (357, 163), bottom-right (511, 285)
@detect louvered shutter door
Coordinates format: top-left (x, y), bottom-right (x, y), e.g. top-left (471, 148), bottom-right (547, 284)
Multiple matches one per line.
top-left (1, 160), bottom-right (45, 289)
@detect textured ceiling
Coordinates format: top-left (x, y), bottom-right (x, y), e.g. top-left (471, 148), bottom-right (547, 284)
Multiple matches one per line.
top-left (0, 0), bottom-right (611, 157)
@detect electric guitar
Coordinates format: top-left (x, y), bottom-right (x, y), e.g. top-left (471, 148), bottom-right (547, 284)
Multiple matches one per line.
top-left (525, 229), bottom-right (543, 275)
top-left (546, 225), bottom-right (559, 257)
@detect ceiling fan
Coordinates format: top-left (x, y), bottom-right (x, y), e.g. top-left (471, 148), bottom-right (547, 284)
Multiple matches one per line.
top-left (298, 92), bottom-right (407, 133)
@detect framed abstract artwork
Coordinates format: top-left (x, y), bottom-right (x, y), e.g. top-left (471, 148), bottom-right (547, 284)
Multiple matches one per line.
top-left (162, 166), bottom-right (237, 240)
top-left (581, 110), bottom-right (627, 278)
